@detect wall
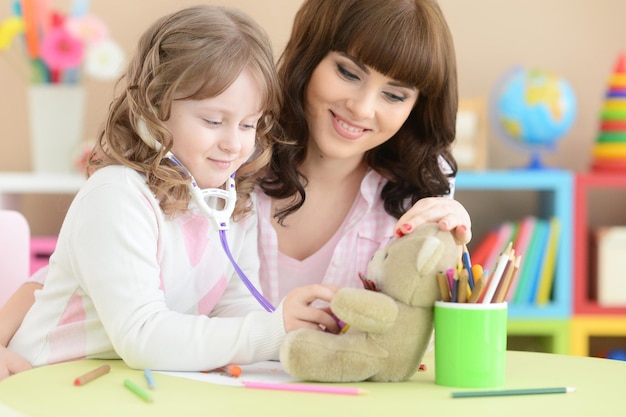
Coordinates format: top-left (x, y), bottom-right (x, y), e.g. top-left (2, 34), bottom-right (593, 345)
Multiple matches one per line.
top-left (1, 0), bottom-right (625, 235)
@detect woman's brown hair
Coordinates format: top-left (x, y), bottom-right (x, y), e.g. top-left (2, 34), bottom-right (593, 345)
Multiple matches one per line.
top-left (260, 0), bottom-right (458, 222)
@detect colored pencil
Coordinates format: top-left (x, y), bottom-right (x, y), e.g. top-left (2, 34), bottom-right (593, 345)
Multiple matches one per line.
top-left (124, 379), bottom-right (154, 403)
top-left (452, 386), bottom-right (575, 398)
top-left (462, 244), bottom-right (475, 289)
top-left (242, 381), bottom-right (368, 396)
top-left (437, 271), bottom-right (451, 302)
top-left (143, 369), bottom-right (156, 389)
top-left (73, 364), bottom-right (111, 386)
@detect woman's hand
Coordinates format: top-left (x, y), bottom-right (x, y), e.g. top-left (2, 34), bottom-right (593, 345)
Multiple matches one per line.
top-left (281, 284), bottom-right (340, 334)
top-left (0, 346), bottom-right (31, 380)
top-left (394, 197), bottom-right (472, 244)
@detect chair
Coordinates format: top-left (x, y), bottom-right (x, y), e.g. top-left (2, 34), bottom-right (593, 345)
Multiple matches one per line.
top-left (0, 210), bottom-right (30, 307)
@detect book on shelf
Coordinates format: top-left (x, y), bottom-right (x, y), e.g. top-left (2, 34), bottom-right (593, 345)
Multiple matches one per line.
top-left (594, 226), bottom-right (626, 307)
top-left (483, 221), bottom-right (516, 276)
top-left (470, 216), bottom-right (559, 306)
top-left (506, 216), bottom-right (536, 302)
top-left (513, 218), bottom-right (548, 305)
top-left (535, 217), bottom-right (560, 305)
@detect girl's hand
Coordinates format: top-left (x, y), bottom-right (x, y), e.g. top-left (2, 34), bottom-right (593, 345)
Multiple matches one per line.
top-left (394, 197), bottom-right (472, 244)
top-left (282, 284), bottom-right (340, 334)
top-left (0, 346), bottom-right (32, 380)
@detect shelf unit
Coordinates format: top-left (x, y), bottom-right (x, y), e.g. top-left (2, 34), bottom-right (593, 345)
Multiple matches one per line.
top-left (506, 320), bottom-right (570, 354)
top-left (0, 172), bottom-right (84, 210)
top-left (570, 316), bottom-right (626, 357)
top-left (0, 172), bottom-right (83, 274)
top-left (573, 171), bottom-right (626, 315)
top-left (456, 169), bottom-right (573, 319)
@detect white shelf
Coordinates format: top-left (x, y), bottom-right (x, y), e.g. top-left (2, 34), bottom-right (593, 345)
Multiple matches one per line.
top-left (0, 172), bottom-right (85, 209)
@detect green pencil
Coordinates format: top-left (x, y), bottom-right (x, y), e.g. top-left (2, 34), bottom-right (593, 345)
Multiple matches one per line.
top-left (452, 386), bottom-right (575, 398)
top-left (124, 378), bottom-right (154, 403)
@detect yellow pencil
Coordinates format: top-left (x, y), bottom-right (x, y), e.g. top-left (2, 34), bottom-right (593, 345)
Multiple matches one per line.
top-left (458, 269), bottom-right (469, 303)
top-left (468, 275), bottom-right (486, 303)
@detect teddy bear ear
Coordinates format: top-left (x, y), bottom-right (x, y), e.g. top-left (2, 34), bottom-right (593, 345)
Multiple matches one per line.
top-left (415, 236), bottom-right (444, 275)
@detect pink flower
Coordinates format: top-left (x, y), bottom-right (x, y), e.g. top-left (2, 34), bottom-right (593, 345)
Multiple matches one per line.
top-left (65, 15), bottom-right (109, 46)
top-left (40, 26), bottom-right (84, 71)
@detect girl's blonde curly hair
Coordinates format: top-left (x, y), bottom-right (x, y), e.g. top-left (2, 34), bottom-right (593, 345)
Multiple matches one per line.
top-left (88, 5), bottom-right (281, 220)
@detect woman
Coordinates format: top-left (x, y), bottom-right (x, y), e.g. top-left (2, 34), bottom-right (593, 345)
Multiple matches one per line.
top-left (256, 0), bottom-right (471, 305)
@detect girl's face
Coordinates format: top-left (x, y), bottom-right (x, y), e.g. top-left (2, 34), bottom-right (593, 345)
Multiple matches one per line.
top-left (304, 52), bottom-right (418, 163)
top-left (166, 69), bottom-right (263, 189)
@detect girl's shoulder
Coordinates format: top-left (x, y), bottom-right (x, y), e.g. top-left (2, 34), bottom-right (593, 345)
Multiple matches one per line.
top-left (76, 166), bottom-right (154, 204)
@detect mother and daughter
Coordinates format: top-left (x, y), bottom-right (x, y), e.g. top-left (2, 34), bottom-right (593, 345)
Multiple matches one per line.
top-left (0, 0), bottom-right (471, 378)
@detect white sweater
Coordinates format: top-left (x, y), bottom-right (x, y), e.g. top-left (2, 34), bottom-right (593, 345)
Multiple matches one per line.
top-left (9, 166), bottom-right (285, 371)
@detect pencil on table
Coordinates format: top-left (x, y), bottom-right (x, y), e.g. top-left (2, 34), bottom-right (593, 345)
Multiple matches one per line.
top-left (74, 364), bottom-right (111, 386)
top-left (144, 369), bottom-right (156, 389)
top-left (124, 378), bottom-right (153, 403)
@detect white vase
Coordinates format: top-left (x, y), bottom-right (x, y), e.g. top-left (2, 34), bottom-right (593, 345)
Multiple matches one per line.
top-left (27, 85), bottom-right (86, 173)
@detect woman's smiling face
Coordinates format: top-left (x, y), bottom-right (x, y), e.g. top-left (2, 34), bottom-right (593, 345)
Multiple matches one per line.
top-left (304, 51), bottom-right (418, 162)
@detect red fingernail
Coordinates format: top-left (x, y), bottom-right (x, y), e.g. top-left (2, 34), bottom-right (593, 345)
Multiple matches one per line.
top-left (402, 223), bottom-right (412, 232)
top-left (395, 229), bottom-right (404, 237)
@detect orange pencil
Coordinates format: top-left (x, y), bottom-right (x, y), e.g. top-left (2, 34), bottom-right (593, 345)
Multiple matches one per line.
top-left (211, 365), bottom-right (242, 377)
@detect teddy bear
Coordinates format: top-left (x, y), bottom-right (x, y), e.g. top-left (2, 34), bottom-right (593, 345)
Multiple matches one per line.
top-left (279, 222), bottom-right (458, 382)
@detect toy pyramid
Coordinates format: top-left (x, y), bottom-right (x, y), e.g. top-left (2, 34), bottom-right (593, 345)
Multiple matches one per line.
top-left (591, 52), bottom-right (626, 172)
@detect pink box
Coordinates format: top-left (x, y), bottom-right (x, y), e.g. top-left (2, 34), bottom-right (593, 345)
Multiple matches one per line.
top-left (30, 236), bottom-right (57, 275)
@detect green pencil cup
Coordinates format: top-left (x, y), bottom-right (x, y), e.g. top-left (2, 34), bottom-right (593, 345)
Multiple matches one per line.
top-left (434, 301), bottom-right (507, 388)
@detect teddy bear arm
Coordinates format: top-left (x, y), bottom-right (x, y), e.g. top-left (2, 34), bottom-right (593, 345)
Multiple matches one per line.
top-left (331, 288), bottom-right (398, 333)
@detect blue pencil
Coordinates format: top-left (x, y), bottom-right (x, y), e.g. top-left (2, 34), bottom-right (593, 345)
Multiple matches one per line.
top-left (143, 369), bottom-right (156, 390)
top-left (462, 244), bottom-right (475, 289)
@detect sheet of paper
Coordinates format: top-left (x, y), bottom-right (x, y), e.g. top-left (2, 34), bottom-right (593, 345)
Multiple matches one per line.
top-left (156, 361), bottom-right (298, 387)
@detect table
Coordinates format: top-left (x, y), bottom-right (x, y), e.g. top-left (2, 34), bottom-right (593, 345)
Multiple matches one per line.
top-left (0, 350), bottom-right (623, 417)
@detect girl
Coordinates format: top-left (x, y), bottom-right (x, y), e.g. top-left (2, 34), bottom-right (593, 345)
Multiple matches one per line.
top-left (256, 0), bottom-right (472, 304)
top-left (7, 5), bottom-right (338, 372)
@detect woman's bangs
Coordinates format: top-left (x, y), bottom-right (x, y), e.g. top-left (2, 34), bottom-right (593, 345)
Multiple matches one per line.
top-left (342, 21), bottom-right (446, 96)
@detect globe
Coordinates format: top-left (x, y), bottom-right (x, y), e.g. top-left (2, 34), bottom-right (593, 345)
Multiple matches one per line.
top-left (492, 67), bottom-right (577, 169)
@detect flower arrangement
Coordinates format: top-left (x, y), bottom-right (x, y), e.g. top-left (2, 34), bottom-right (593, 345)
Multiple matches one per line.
top-left (0, 0), bottom-right (124, 84)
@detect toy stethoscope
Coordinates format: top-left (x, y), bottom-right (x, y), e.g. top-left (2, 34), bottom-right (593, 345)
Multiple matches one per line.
top-left (137, 120), bottom-right (275, 312)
